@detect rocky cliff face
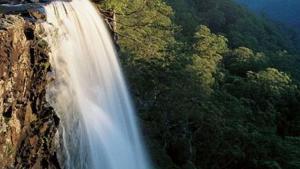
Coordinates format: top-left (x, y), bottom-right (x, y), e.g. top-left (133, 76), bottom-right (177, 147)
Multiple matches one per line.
top-left (0, 12), bottom-right (60, 169)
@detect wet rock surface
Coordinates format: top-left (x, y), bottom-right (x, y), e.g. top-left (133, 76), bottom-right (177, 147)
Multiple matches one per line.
top-left (0, 11), bottom-right (60, 169)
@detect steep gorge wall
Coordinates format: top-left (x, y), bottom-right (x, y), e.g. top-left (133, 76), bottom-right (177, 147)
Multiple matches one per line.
top-left (0, 13), bottom-right (60, 169)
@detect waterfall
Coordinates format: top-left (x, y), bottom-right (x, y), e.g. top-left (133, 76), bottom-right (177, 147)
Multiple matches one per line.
top-left (42, 0), bottom-right (151, 169)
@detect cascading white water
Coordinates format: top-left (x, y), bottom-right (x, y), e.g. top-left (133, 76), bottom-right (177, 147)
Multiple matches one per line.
top-left (42, 0), bottom-right (151, 169)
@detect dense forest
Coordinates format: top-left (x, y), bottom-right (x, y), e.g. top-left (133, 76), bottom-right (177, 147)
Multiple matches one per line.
top-left (236, 0), bottom-right (300, 29)
top-left (236, 0), bottom-right (300, 48)
top-left (95, 0), bottom-right (300, 169)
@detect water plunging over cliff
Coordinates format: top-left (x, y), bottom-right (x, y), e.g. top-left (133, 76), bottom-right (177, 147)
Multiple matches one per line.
top-left (42, 0), bottom-right (151, 168)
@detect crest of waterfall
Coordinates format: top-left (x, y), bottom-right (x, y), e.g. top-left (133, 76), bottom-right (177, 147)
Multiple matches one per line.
top-left (42, 0), bottom-right (151, 169)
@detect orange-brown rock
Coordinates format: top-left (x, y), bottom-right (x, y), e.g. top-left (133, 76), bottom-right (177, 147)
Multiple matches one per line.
top-left (0, 14), bottom-right (60, 169)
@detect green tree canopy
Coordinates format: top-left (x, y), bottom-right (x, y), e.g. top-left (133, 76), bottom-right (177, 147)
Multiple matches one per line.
top-left (100, 0), bottom-right (175, 58)
top-left (187, 25), bottom-right (228, 95)
top-left (224, 47), bottom-right (267, 76)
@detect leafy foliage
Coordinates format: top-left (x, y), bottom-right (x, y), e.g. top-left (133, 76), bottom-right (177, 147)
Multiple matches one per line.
top-left (99, 0), bottom-right (175, 58)
top-left (224, 47), bottom-right (267, 76)
top-left (187, 25), bottom-right (228, 95)
top-left (95, 0), bottom-right (300, 169)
